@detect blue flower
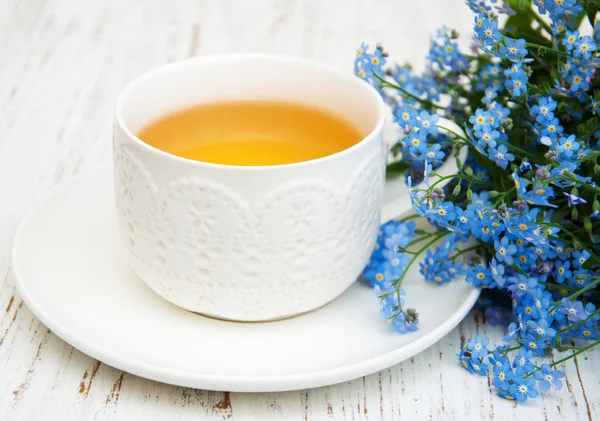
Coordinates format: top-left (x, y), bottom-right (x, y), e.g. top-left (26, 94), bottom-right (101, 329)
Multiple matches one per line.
top-left (396, 107), bottom-right (418, 128)
top-left (500, 38), bottom-right (528, 61)
top-left (558, 135), bottom-right (580, 158)
top-left (466, 334), bottom-right (489, 358)
top-left (504, 61), bottom-right (525, 79)
top-left (478, 18), bottom-right (502, 46)
top-left (568, 71), bottom-right (590, 93)
top-left (469, 109), bottom-right (489, 131)
top-left (518, 333), bottom-right (546, 356)
top-left (540, 117), bottom-right (564, 139)
top-left (559, 298), bottom-right (587, 322)
top-left (531, 96), bottom-right (557, 124)
top-left (562, 30), bottom-right (580, 52)
top-left (461, 354), bottom-right (489, 376)
top-left (504, 322), bottom-right (519, 342)
top-left (356, 42), bottom-right (369, 58)
top-left (488, 145), bottom-right (515, 169)
top-left (494, 236), bottom-right (517, 265)
top-left (513, 349), bottom-right (535, 375)
top-left (512, 170), bottom-right (529, 197)
top-left (506, 74), bottom-right (528, 97)
top-left (475, 124), bottom-right (500, 148)
top-left (492, 362), bottom-right (514, 390)
top-left (507, 275), bottom-right (538, 297)
top-left (473, 12), bottom-right (486, 36)
top-left (419, 143), bottom-right (445, 163)
top-left (564, 192), bottom-right (587, 207)
top-left (574, 35), bottom-right (598, 60)
top-left (572, 250), bottom-right (591, 268)
top-left (466, 265), bottom-right (494, 288)
top-left (519, 161), bottom-right (532, 172)
top-left (534, 364), bottom-right (565, 391)
top-left (485, 306), bottom-right (511, 326)
top-left (490, 258), bottom-right (506, 286)
top-left (482, 86), bottom-right (499, 106)
top-left (429, 201), bottom-right (456, 224)
top-left (417, 110), bottom-right (440, 134)
top-left (491, 102), bottom-right (510, 124)
top-left (390, 311), bottom-right (419, 333)
top-left (553, 260), bottom-right (572, 283)
top-left (513, 375), bottom-right (539, 402)
top-left (406, 130), bottom-right (427, 153)
top-left (533, 0), bottom-right (549, 14)
top-left (524, 185), bottom-right (557, 207)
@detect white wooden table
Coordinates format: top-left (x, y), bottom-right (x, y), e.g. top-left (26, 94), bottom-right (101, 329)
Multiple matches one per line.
top-left (1, 1), bottom-right (598, 419)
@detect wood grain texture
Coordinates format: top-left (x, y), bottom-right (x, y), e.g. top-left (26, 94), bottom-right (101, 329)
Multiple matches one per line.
top-left (0, 0), bottom-right (598, 419)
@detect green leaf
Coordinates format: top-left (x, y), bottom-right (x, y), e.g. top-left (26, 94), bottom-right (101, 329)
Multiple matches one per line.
top-left (508, 0), bottom-right (532, 10)
top-left (385, 160), bottom-right (411, 177)
top-left (552, 207), bottom-right (571, 224)
top-left (583, 256), bottom-right (598, 269)
top-left (554, 335), bottom-right (562, 349)
top-left (505, 2), bottom-right (548, 45)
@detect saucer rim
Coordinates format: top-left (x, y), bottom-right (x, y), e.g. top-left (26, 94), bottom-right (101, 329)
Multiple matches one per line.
top-left (11, 167), bottom-right (480, 392)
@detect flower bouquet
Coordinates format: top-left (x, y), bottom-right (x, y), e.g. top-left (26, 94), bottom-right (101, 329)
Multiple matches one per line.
top-left (355, 0), bottom-right (600, 402)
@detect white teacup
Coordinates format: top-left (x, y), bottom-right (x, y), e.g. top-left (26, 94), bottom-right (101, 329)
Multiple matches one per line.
top-left (113, 54), bottom-right (463, 322)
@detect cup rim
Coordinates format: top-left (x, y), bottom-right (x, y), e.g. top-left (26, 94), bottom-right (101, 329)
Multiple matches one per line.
top-left (114, 53), bottom-right (385, 171)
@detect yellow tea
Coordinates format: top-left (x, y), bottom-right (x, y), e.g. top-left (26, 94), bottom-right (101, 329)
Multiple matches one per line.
top-left (137, 100), bottom-right (363, 166)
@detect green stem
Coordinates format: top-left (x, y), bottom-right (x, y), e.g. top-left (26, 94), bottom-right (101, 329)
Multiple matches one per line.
top-left (392, 231), bottom-right (451, 290)
top-left (551, 339), bottom-right (600, 366)
top-left (525, 339), bottom-right (600, 379)
top-left (408, 232), bottom-right (439, 247)
top-left (422, 173), bottom-right (487, 193)
top-left (374, 73), bottom-right (446, 111)
top-left (541, 177), bottom-right (600, 194)
top-left (577, 151), bottom-right (600, 164)
top-left (529, 6), bottom-right (553, 35)
top-left (524, 42), bottom-right (567, 56)
top-left (496, 140), bottom-right (545, 162)
top-left (557, 308), bottom-right (600, 335)
top-left (541, 222), bottom-right (600, 265)
top-left (509, 264), bottom-right (528, 276)
top-left (538, 281), bottom-right (600, 294)
top-left (438, 126), bottom-right (468, 142)
top-left (500, 345), bottom-right (522, 354)
top-left (557, 277), bottom-right (600, 304)
top-left (451, 245), bottom-right (483, 262)
top-left (400, 214), bottom-right (421, 222)
top-left (390, 230), bottom-right (451, 323)
top-left (493, 186), bottom-right (516, 207)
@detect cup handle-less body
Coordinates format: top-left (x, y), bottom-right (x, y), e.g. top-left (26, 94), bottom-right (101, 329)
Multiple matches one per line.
top-left (380, 117), bottom-right (469, 223)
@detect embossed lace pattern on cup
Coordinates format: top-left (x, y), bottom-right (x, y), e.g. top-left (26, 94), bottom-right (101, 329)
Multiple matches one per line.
top-left (113, 143), bottom-right (384, 320)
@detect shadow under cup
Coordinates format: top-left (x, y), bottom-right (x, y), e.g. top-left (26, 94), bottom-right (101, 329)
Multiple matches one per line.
top-left (113, 55), bottom-right (386, 322)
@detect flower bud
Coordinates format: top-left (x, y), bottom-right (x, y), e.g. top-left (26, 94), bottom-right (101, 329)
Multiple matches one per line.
top-left (584, 216), bottom-right (592, 232)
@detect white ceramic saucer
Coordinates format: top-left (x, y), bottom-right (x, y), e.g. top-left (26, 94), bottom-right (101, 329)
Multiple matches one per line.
top-left (12, 167), bottom-right (479, 392)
